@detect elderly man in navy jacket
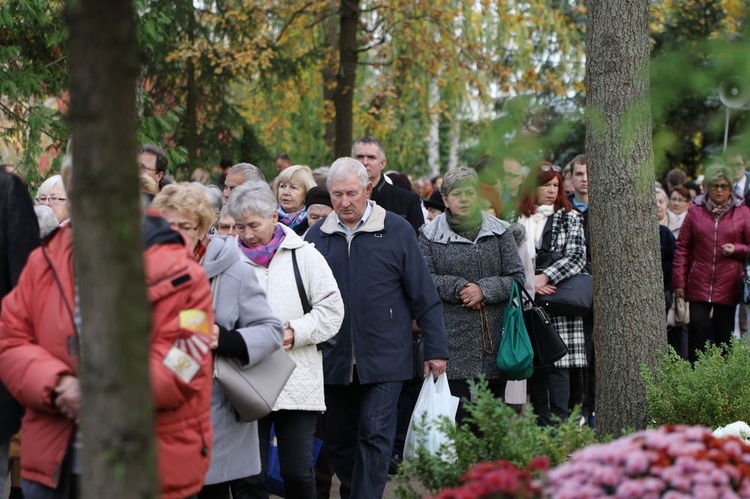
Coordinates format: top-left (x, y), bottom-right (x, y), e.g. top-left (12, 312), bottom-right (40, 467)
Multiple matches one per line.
top-left (305, 157), bottom-right (448, 499)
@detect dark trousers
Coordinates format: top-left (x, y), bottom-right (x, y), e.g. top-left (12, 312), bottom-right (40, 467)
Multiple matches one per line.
top-left (234, 410), bottom-right (318, 499)
top-left (324, 369), bottom-right (402, 499)
top-left (527, 366), bottom-right (570, 426)
top-left (392, 378), bottom-right (421, 457)
top-left (688, 301), bottom-right (736, 363)
top-left (448, 378), bottom-right (507, 424)
top-left (198, 483), bottom-right (231, 499)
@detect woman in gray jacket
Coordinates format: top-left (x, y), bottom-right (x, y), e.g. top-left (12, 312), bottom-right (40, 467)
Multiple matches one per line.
top-left (152, 184), bottom-right (284, 499)
top-left (419, 167), bottom-right (525, 422)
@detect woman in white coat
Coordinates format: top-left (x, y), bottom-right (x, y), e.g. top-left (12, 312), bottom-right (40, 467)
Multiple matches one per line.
top-left (227, 181), bottom-right (344, 499)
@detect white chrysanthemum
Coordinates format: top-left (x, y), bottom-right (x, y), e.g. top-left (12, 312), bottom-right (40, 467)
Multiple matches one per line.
top-left (713, 421), bottom-right (750, 441)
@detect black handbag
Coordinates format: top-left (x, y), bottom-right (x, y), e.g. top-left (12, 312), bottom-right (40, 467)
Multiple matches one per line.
top-left (519, 287), bottom-right (568, 367)
top-left (291, 249), bottom-right (339, 350)
top-left (536, 273), bottom-right (593, 317)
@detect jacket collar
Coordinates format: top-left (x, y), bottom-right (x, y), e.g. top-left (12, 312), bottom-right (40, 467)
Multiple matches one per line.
top-left (319, 200), bottom-right (386, 235)
top-left (420, 211), bottom-right (509, 244)
top-left (693, 192), bottom-right (744, 209)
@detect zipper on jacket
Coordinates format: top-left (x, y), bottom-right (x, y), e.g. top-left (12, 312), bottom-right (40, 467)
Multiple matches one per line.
top-left (709, 217), bottom-right (719, 302)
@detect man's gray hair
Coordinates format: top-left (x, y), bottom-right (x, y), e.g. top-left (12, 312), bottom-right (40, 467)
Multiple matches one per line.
top-left (440, 166), bottom-right (479, 197)
top-left (199, 184), bottom-right (223, 213)
top-left (228, 163), bottom-right (265, 183)
top-left (227, 181), bottom-right (277, 220)
top-left (327, 157), bottom-right (369, 191)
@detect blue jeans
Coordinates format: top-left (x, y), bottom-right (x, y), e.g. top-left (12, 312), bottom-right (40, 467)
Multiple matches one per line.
top-left (324, 369), bottom-right (403, 499)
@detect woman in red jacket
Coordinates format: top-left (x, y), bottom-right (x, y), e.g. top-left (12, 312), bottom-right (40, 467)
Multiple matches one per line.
top-left (673, 163), bottom-right (750, 363)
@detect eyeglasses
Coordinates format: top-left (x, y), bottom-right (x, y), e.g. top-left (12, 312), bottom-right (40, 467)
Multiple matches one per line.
top-left (709, 183), bottom-right (732, 191)
top-left (138, 165), bottom-right (158, 173)
top-left (538, 164), bottom-right (562, 173)
top-left (170, 222), bottom-right (199, 232)
top-left (36, 196), bottom-right (67, 205)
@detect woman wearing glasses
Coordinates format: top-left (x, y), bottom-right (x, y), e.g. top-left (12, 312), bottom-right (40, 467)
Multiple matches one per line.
top-left (35, 174), bottom-right (69, 226)
top-left (516, 161), bottom-right (587, 426)
top-left (673, 164), bottom-right (750, 363)
top-left (151, 184), bottom-right (285, 499)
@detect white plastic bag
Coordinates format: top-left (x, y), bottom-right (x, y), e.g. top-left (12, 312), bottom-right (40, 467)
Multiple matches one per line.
top-left (403, 373), bottom-right (459, 462)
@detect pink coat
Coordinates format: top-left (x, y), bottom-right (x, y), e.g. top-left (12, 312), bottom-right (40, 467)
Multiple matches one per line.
top-left (672, 195), bottom-right (750, 305)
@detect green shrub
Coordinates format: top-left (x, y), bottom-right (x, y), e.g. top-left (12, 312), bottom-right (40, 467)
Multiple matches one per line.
top-left (641, 338), bottom-right (750, 427)
top-left (394, 378), bottom-right (598, 499)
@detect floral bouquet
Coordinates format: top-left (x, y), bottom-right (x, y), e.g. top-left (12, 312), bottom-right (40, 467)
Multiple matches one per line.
top-left (431, 457), bottom-right (549, 499)
top-left (544, 425), bottom-right (750, 498)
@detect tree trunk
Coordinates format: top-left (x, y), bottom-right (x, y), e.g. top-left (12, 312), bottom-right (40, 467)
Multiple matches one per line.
top-left (586, 0), bottom-right (665, 437)
top-left (185, 0), bottom-right (199, 170)
top-left (65, 0), bottom-right (159, 496)
top-left (334, 0), bottom-right (359, 158)
top-left (322, 6), bottom-right (339, 158)
top-left (447, 113), bottom-right (460, 171)
top-left (427, 79), bottom-right (440, 176)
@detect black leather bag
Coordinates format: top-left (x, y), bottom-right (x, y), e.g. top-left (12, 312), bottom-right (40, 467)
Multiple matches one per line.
top-left (519, 287), bottom-right (568, 367)
top-left (536, 273), bottom-right (593, 317)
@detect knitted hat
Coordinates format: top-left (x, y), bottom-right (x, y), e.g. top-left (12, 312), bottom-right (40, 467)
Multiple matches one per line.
top-left (304, 186), bottom-right (333, 209)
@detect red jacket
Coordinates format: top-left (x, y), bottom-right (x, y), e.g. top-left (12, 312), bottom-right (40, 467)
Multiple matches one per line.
top-left (0, 220), bottom-right (214, 498)
top-left (672, 195), bottom-right (750, 305)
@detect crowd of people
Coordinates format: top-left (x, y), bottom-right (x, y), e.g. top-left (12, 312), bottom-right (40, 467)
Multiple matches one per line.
top-left (1, 138), bottom-right (749, 499)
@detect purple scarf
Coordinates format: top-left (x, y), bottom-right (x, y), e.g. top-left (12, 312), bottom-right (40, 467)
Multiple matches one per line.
top-left (277, 205), bottom-right (308, 230)
top-left (238, 224), bottom-right (286, 268)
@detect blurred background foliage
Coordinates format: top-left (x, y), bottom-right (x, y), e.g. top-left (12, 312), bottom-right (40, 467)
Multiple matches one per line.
top-left (1, 0), bottom-right (749, 185)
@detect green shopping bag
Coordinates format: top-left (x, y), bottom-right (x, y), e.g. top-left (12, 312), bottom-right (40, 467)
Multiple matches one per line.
top-left (497, 280), bottom-right (535, 380)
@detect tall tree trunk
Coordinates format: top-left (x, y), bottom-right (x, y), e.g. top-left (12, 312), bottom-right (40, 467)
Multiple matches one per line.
top-left (586, 0), bottom-right (665, 437)
top-left (334, 0), bottom-right (359, 158)
top-left (185, 0), bottom-right (199, 171)
top-left (66, 0), bottom-right (158, 496)
top-left (427, 79), bottom-right (440, 176)
top-left (322, 5), bottom-right (339, 158)
top-left (447, 115), bottom-right (460, 171)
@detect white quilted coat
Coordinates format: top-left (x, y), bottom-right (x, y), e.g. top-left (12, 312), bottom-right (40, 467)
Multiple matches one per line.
top-left (241, 224), bottom-right (344, 411)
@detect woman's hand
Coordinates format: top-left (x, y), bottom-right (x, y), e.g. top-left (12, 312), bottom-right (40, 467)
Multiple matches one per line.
top-left (534, 273), bottom-right (556, 295)
top-left (460, 283), bottom-right (485, 308)
top-left (722, 243), bottom-right (736, 257)
top-left (54, 375), bottom-right (80, 422)
top-left (283, 327), bottom-right (295, 351)
top-left (674, 288), bottom-right (685, 299)
top-left (210, 324), bottom-right (220, 350)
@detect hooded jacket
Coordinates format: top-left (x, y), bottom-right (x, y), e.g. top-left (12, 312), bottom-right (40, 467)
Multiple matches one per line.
top-left (305, 201), bottom-right (449, 385)
top-left (0, 216), bottom-right (214, 498)
top-left (673, 194), bottom-right (750, 305)
top-left (201, 235), bottom-right (283, 484)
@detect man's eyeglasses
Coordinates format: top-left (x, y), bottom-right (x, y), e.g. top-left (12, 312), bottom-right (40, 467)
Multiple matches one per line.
top-left (709, 183), bottom-right (731, 191)
top-left (36, 196), bottom-right (66, 205)
top-left (139, 165), bottom-right (158, 173)
top-left (538, 164), bottom-right (562, 173)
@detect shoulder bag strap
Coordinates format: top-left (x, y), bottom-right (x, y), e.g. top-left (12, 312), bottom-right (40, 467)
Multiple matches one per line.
top-left (291, 249), bottom-right (312, 314)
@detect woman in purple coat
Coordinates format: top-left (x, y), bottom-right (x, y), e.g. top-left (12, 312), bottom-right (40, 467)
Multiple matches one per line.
top-left (673, 163), bottom-right (750, 362)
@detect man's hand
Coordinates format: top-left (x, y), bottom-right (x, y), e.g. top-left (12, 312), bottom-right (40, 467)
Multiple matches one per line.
top-left (460, 283), bottom-right (484, 308)
top-left (54, 375), bottom-right (80, 422)
top-left (423, 358), bottom-right (447, 378)
top-left (283, 327), bottom-right (295, 351)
